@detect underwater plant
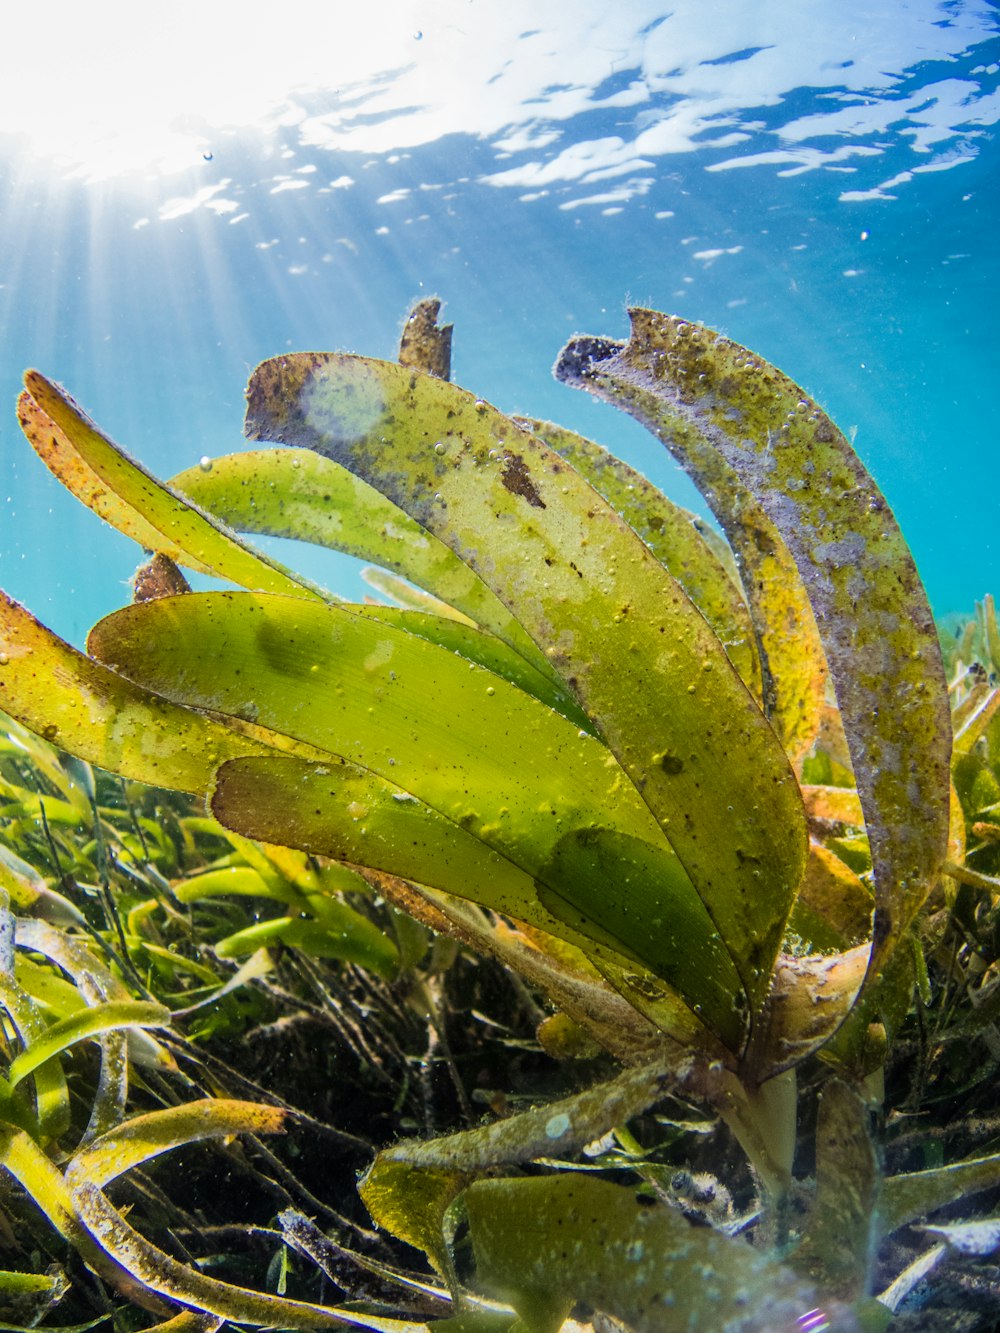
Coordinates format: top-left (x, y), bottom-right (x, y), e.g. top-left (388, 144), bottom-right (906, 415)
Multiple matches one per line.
top-left (1, 299), bottom-right (999, 1329)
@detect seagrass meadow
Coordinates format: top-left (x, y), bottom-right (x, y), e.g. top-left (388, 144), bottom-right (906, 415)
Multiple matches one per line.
top-left (2, 300), bottom-right (1000, 1332)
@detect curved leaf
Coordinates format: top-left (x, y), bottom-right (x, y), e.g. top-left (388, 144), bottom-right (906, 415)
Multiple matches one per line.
top-left (0, 973), bottom-right (71, 1141)
top-left (361, 1061), bottom-right (673, 1280)
top-left (556, 311), bottom-right (951, 968)
top-left (19, 375), bottom-right (320, 599)
top-left (65, 1098), bottom-right (288, 1188)
top-left (7, 1001), bottom-right (170, 1089)
top-left (213, 911), bottom-right (399, 979)
top-left (555, 327), bottom-right (828, 769)
top-left (72, 1181), bottom-right (428, 1331)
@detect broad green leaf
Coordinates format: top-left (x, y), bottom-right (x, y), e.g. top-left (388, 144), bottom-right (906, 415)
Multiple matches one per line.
top-left (211, 754), bottom-right (741, 1046)
top-left (71, 1181), bottom-right (428, 1332)
top-left (0, 1271), bottom-right (64, 1294)
top-left (556, 311), bottom-right (951, 967)
top-left (519, 416), bottom-right (762, 701)
top-left (65, 1098), bottom-right (288, 1188)
top-left (18, 375), bottom-right (320, 600)
top-left (7, 1001), bottom-right (170, 1089)
top-left (89, 591), bottom-right (743, 1047)
top-left (245, 354), bottom-right (808, 1012)
top-left (536, 827), bottom-right (743, 1044)
top-left (14, 954), bottom-right (88, 1021)
top-left (170, 449), bottom-right (557, 683)
top-left (0, 593), bottom-right (274, 794)
top-left (0, 1122), bottom-right (84, 1249)
top-left (462, 1174), bottom-right (833, 1333)
top-left (14, 918), bottom-right (132, 1000)
top-left (13, 917), bottom-right (175, 1074)
top-left (0, 1123), bottom-right (162, 1313)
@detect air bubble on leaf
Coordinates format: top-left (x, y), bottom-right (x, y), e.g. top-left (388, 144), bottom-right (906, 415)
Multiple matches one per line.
top-left (198, 456), bottom-right (213, 472)
top-left (545, 1113), bottom-right (570, 1139)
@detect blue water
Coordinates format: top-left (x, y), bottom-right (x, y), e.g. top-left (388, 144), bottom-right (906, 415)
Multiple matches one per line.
top-left (0, 2), bottom-right (997, 643)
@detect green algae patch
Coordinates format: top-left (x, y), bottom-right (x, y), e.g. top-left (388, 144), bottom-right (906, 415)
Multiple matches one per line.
top-left (556, 310), bottom-right (951, 971)
top-left (245, 353), bottom-right (807, 1017)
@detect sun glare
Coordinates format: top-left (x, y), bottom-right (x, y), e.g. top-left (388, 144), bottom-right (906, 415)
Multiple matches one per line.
top-left (0, 1), bottom-right (426, 181)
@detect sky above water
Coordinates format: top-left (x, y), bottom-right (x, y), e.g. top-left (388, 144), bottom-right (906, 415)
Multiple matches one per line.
top-left (1, 0), bottom-right (997, 640)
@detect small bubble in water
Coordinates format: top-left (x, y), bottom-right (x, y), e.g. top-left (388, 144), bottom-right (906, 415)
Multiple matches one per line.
top-left (413, 29), bottom-right (423, 39)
